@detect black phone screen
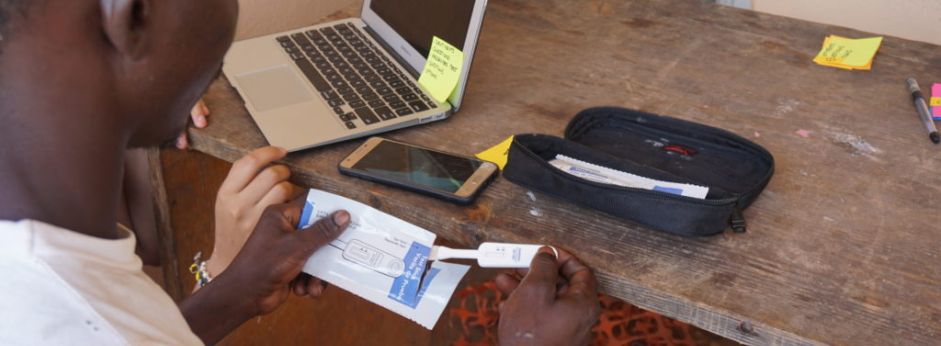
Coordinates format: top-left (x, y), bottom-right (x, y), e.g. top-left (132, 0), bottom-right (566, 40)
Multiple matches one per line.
top-left (351, 140), bottom-right (482, 193)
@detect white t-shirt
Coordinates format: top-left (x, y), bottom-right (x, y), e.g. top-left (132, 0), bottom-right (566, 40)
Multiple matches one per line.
top-left (0, 220), bottom-right (202, 345)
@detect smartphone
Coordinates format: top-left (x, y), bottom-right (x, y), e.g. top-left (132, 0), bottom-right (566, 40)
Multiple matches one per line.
top-left (339, 137), bottom-right (499, 205)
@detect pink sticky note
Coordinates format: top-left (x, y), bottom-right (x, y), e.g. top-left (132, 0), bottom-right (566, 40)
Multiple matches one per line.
top-left (932, 83), bottom-right (941, 120)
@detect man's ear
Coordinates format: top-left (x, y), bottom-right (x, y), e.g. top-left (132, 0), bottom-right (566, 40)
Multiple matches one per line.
top-left (100, 0), bottom-right (151, 60)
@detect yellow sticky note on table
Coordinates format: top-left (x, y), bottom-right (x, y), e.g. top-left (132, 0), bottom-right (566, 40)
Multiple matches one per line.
top-left (839, 36), bottom-right (883, 67)
top-left (476, 136), bottom-right (514, 170)
top-left (813, 35), bottom-right (883, 70)
top-left (418, 36), bottom-right (464, 104)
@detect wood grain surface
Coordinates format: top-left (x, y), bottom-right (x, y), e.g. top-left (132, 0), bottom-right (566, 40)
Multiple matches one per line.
top-left (180, 0), bottom-right (941, 344)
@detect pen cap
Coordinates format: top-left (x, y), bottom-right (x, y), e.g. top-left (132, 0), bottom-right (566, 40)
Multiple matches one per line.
top-left (476, 243), bottom-right (545, 268)
top-left (907, 78), bottom-right (924, 95)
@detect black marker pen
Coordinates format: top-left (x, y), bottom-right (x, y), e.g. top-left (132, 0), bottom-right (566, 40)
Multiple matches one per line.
top-left (907, 78), bottom-right (940, 144)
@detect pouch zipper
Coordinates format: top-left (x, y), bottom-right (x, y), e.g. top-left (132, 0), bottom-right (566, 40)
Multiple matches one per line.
top-left (730, 207), bottom-right (747, 233)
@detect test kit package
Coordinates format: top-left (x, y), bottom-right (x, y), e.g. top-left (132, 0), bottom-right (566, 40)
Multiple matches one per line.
top-left (297, 189), bottom-right (469, 329)
top-left (503, 107), bottom-right (775, 236)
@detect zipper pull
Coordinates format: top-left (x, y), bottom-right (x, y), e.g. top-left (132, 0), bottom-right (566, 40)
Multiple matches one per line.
top-left (730, 208), bottom-right (747, 233)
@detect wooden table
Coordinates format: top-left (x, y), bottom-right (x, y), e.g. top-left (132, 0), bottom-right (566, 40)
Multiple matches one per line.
top-left (162, 0), bottom-right (941, 344)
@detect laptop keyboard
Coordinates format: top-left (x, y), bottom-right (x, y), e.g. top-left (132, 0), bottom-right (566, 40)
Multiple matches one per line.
top-left (277, 23), bottom-right (438, 130)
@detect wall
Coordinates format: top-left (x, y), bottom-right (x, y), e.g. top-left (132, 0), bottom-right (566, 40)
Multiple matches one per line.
top-left (751, 0), bottom-right (941, 45)
top-left (235, 0), bottom-right (357, 40)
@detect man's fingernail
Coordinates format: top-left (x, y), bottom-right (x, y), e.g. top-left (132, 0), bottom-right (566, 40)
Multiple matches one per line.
top-left (274, 146), bottom-right (288, 155)
top-left (195, 115), bottom-right (207, 128)
top-left (200, 102), bottom-right (210, 116)
top-left (333, 211), bottom-right (350, 226)
top-left (538, 246), bottom-right (559, 259)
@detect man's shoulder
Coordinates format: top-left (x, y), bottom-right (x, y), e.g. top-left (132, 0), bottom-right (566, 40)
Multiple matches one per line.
top-left (0, 253), bottom-right (126, 345)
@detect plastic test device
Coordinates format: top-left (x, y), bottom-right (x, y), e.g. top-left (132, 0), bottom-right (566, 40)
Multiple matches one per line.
top-left (340, 239), bottom-right (405, 278)
top-left (429, 243), bottom-right (556, 268)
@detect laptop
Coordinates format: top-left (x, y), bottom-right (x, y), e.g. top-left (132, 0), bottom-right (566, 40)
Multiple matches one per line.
top-left (222, 0), bottom-right (488, 152)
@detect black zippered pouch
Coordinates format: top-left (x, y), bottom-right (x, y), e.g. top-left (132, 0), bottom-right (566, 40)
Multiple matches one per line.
top-left (502, 107), bottom-right (775, 236)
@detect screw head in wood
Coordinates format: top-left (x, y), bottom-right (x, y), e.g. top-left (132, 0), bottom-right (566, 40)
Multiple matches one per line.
top-left (739, 321), bottom-right (755, 334)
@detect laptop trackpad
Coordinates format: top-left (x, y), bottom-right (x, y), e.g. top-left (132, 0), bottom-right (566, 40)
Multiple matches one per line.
top-left (235, 66), bottom-right (315, 112)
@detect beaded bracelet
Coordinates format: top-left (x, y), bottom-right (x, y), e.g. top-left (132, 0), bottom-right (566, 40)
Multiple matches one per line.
top-left (188, 251), bottom-right (213, 288)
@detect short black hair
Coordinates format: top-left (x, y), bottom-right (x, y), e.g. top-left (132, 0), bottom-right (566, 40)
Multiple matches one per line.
top-left (1, 1), bottom-right (17, 28)
top-left (0, 1), bottom-right (7, 34)
top-left (0, 1), bottom-right (30, 49)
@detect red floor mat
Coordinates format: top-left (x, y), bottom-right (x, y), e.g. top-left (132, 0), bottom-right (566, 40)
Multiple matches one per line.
top-left (448, 281), bottom-right (733, 346)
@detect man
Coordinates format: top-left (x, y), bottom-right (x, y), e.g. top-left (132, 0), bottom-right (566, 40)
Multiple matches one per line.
top-left (0, 1), bottom-right (601, 345)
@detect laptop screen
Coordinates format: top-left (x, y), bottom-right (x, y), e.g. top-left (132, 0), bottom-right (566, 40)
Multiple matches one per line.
top-left (370, 0), bottom-right (476, 58)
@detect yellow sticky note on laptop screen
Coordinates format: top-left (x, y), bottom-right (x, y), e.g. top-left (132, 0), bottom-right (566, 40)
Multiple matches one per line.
top-left (419, 36), bottom-right (464, 104)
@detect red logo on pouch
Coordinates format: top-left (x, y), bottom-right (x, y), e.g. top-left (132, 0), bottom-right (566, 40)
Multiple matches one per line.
top-left (664, 144), bottom-right (697, 156)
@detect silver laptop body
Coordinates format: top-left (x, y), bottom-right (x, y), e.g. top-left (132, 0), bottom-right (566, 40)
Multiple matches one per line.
top-left (223, 0), bottom-right (488, 152)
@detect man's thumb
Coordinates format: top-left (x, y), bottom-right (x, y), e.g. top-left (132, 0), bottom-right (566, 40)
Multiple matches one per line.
top-left (517, 247), bottom-right (560, 303)
top-left (296, 211), bottom-right (351, 254)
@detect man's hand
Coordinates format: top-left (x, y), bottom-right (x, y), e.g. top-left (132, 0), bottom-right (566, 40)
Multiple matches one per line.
top-left (221, 200), bottom-right (350, 315)
top-left (496, 247), bottom-right (601, 346)
top-left (181, 198), bottom-right (351, 344)
top-left (205, 146), bottom-right (299, 278)
top-left (175, 99), bottom-right (210, 149)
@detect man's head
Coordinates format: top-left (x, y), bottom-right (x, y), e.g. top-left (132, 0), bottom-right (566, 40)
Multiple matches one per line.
top-left (0, 0), bottom-right (239, 147)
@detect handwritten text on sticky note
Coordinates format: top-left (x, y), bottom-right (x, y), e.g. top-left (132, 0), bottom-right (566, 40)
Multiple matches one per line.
top-left (418, 36), bottom-right (464, 104)
top-left (837, 36), bottom-right (882, 67)
top-left (813, 35), bottom-right (883, 70)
